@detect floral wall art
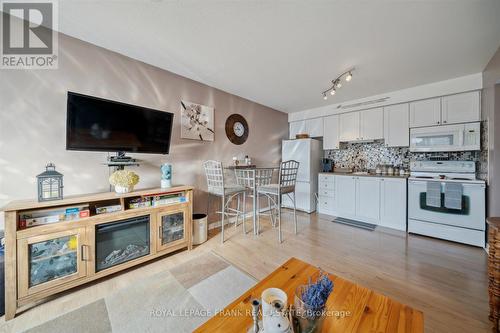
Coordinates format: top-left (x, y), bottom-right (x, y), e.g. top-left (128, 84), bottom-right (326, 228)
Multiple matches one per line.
top-left (180, 100), bottom-right (215, 141)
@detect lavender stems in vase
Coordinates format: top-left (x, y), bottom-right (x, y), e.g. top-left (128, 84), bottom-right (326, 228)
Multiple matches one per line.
top-left (293, 271), bottom-right (333, 333)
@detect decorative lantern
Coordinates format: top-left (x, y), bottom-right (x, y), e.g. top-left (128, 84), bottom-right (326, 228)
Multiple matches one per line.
top-left (37, 163), bottom-right (64, 202)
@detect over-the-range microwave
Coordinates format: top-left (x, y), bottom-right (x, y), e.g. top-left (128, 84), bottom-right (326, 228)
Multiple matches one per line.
top-left (410, 122), bottom-right (480, 152)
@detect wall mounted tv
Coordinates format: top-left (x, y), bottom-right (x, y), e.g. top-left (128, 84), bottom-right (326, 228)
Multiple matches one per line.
top-left (66, 92), bottom-right (174, 154)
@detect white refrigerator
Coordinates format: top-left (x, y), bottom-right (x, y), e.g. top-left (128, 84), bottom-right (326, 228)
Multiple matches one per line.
top-left (281, 138), bottom-right (322, 213)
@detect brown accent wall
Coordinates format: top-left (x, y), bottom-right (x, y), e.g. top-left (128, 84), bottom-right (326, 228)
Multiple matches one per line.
top-left (482, 46), bottom-right (500, 217)
top-left (0, 29), bottom-right (288, 227)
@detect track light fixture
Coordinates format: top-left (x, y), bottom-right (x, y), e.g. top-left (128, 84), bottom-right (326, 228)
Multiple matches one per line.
top-left (322, 68), bottom-right (355, 100)
top-left (345, 71), bottom-right (352, 82)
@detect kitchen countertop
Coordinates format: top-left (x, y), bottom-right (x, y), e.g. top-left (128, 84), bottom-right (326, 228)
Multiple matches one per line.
top-left (319, 171), bottom-right (410, 179)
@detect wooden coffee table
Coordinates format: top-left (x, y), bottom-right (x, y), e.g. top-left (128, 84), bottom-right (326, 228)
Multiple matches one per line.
top-left (194, 257), bottom-right (423, 332)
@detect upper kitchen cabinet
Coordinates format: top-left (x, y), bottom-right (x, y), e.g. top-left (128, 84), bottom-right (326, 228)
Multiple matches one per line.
top-left (339, 112), bottom-right (360, 141)
top-left (441, 91), bottom-right (480, 125)
top-left (289, 118), bottom-right (323, 139)
top-left (360, 108), bottom-right (384, 140)
top-left (323, 115), bottom-right (340, 150)
top-left (409, 92), bottom-right (480, 128)
top-left (289, 120), bottom-right (306, 139)
top-left (384, 103), bottom-right (409, 147)
top-left (305, 118), bottom-right (324, 137)
top-left (409, 97), bottom-right (441, 127)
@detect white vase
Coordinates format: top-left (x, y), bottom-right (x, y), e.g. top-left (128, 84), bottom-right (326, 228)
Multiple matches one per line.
top-left (115, 185), bottom-right (133, 194)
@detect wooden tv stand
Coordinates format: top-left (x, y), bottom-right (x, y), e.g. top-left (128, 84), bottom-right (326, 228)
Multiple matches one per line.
top-left (1, 185), bottom-right (193, 320)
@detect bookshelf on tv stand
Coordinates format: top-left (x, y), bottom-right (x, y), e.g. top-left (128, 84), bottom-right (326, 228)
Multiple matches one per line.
top-left (1, 185), bottom-right (194, 320)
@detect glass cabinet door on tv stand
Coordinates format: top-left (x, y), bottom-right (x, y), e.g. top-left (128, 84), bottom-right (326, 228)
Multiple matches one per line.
top-left (156, 208), bottom-right (187, 252)
top-left (17, 227), bottom-right (88, 297)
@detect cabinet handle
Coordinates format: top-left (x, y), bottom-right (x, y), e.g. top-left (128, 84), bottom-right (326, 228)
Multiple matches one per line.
top-left (159, 226), bottom-right (163, 239)
top-left (437, 121), bottom-right (440, 124)
top-left (443, 121), bottom-right (447, 124)
top-left (81, 245), bottom-right (88, 261)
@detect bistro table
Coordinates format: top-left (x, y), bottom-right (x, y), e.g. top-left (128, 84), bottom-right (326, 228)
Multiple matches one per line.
top-left (225, 165), bottom-right (279, 236)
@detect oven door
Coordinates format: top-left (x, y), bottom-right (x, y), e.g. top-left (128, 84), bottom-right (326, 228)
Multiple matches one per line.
top-left (408, 180), bottom-right (485, 230)
top-left (410, 124), bottom-right (463, 152)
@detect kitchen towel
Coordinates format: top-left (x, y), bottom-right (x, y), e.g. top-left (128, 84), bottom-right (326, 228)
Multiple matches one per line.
top-left (426, 181), bottom-right (442, 208)
top-left (444, 182), bottom-right (463, 210)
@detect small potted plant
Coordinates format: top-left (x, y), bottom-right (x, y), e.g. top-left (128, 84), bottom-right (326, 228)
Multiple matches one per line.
top-left (294, 271), bottom-right (334, 332)
top-left (109, 170), bottom-right (139, 194)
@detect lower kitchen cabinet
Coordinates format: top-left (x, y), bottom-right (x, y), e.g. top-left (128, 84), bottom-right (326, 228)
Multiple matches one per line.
top-left (380, 178), bottom-right (407, 231)
top-left (319, 174), bottom-right (407, 231)
top-left (335, 176), bottom-right (357, 217)
top-left (355, 177), bottom-right (381, 223)
top-left (318, 174), bottom-right (335, 215)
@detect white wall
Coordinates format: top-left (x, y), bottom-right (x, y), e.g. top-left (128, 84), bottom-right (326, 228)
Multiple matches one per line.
top-left (0, 29), bottom-right (288, 230)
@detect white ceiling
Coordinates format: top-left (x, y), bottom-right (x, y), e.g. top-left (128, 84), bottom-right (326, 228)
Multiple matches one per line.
top-left (52, 1), bottom-right (500, 112)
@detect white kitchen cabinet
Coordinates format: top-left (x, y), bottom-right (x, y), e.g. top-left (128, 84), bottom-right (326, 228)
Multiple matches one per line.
top-left (289, 121), bottom-right (306, 139)
top-left (305, 118), bottom-right (324, 137)
top-left (384, 104), bottom-right (409, 147)
top-left (360, 108), bottom-right (384, 140)
top-left (380, 178), bottom-right (407, 231)
top-left (409, 98), bottom-right (441, 127)
top-left (355, 177), bottom-right (381, 223)
top-left (323, 115), bottom-right (340, 150)
top-left (441, 91), bottom-right (480, 125)
top-left (335, 176), bottom-right (357, 217)
top-left (325, 175), bottom-right (407, 231)
top-left (318, 174), bottom-right (335, 215)
top-left (339, 112), bottom-right (360, 142)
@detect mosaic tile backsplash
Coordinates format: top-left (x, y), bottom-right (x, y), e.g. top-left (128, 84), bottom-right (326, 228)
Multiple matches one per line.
top-left (324, 121), bottom-right (488, 181)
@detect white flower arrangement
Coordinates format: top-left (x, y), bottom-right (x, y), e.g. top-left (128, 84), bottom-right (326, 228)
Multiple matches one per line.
top-left (109, 170), bottom-right (139, 193)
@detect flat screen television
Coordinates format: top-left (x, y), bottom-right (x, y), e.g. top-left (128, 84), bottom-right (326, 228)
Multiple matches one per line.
top-left (66, 92), bottom-right (173, 154)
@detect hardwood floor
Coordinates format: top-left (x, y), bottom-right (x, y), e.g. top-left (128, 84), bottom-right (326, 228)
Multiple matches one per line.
top-left (211, 210), bottom-right (489, 333)
top-left (1, 210), bottom-right (490, 332)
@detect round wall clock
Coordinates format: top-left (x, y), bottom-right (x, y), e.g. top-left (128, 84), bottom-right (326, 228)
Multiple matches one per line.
top-left (225, 114), bottom-right (249, 145)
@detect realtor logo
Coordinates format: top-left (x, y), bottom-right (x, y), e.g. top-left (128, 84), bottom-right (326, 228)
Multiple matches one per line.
top-left (1, 0), bottom-right (58, 69)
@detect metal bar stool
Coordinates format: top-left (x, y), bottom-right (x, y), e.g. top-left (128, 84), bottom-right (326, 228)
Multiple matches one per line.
top-left (256, 160), bottom-right (300, 243)
top-left (203, 160), bottom-right (247, 243)
top-left (234, 168), bottom-right (276, 234)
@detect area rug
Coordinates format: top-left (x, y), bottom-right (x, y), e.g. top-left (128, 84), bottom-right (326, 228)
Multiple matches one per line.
top-left (22, 253), bottom-right (256, 333)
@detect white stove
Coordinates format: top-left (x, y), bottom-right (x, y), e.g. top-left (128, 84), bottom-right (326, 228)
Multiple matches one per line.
top-left (409, 161), bottom-right (485, 184)
top-left (408, 160), bottom-right (486, 247)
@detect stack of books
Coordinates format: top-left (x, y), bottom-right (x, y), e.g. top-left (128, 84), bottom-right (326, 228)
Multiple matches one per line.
top-left (95, 204), bottom-right (122, 215)
top-left (150, 193), bottom-right (187, 207)
top-left (128, 197), bottom-right (152, 209)
top-left (19, 205), bottom-right (90, 229)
